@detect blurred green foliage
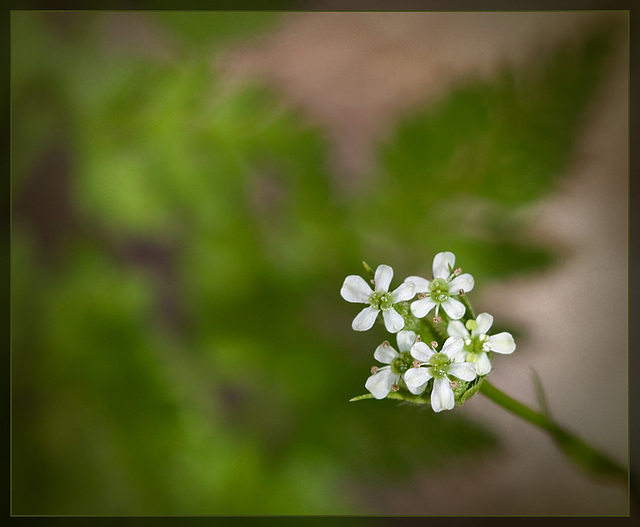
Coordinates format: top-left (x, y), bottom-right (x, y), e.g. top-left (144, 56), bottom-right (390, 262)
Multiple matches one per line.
top-left (11, 11), bottom-right (615, 515)
top-left (360, 26), bottom-right (615, 285)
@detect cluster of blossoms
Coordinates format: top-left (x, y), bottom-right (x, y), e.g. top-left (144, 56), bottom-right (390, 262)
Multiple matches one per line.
top-left (341, 252), bottom-right (516, 412)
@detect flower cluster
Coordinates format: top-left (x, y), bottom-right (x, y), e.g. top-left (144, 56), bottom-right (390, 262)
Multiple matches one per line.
top-left (341, 252), bottom-right (515, 412)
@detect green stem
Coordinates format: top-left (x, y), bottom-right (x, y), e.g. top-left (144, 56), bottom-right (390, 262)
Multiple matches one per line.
top-left (459, 294), bottom-right (475, 321)
top-left (479, 380), bottom-right (630, 487)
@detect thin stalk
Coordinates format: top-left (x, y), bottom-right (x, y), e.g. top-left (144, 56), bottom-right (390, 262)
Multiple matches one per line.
top-left (459, 293), bottom-right (475, 320)
top-left (479, 380), bottom-right (632, 495)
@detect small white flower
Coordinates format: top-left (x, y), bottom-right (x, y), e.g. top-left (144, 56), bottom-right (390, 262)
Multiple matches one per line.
top-left (405, 251), bottom-right (474, 320)
top-left (365, 330), bottom-right (418, 399)
top-left (341, 264), bottom-right (415, 333)
top-left (447, 313), bottom-right (516, 376)
top-left (404, 336), bottom-right (477, 412)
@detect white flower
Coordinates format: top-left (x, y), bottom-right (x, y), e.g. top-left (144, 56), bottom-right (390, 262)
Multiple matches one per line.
top-left (341, 264), bottom-right (415, 333)
top-left (404, 336), bottom-right (477, 412)
top-left (405, 251), bottom-right (474, 320)
top-left (447, 313), bottom-right (516, 376)
top-left (365, 330), bottom-right (418, 399)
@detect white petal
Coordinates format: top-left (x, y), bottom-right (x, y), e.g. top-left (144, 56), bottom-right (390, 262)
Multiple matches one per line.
top-left (449, 273), bottom-right (475, 294)
top-left (431, 377), bottom-right (455, 412)
top-left (441, 297), bottom-right (466, 319)
top-left (488, 332), bottom-right (516, 354)
top-left (396, 330), bottom-right (416, 352)
top-left (404, 367), bottom-right (432, 393)
top-left (405, 275), bottom-right (430, 293)
top-left (340, 275), bottom-right (373, 303)
top-left (447, 320), bottom-right (469, 339)
top-left (474, 313), bottom-right (494, 336)
top-left (411, 297), bottom-right (437, 318)
top-left (373, 343), bottom-right (398, 364)
top-left (410, 341), bottom-right (434, 362)
top-left (473, 353), bottom-right (492, 375)
top-left (452, 350), bottom-right (468, 363)
top-left (448, 362), bottom-right (477, 382)
top-left (382, 308), bottom-right (405, 333)
top-left (365, 368), bottom-right (398, 399)
top-left (433, 252), bottom-right (456, 279)
top-left (391, 281), bottom-right (415, 302)
top-left (441, 336), bottom-right (464, 359)
top-left (374, 265), bottom-right (393, 292)
top-left (352, 307), bottom-right (379, 331)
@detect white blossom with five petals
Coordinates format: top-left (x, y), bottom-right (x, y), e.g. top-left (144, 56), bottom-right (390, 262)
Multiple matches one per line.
top-left (404, 336), bottom-right (477, 412)
top-left (405, 251), bottom-right (474, 320)
top-left (447, 313), bottom-right (516, 376)
top-left (365, 330), bottom-right (418, 399)
top-left (341, 264), bottom-right (415, 333)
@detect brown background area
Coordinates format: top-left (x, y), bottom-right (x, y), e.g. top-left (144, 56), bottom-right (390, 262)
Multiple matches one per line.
top-left (221, 11), bottom-right (629, 515)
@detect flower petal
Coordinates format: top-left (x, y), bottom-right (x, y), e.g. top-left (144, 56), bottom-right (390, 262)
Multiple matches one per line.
top-left (473, 353), bottom-right (492, 375)
top-left (374, 264), bottom-right (393, 292)
top-left (448, 361), bottom-right (477, 382)
top-left (441, 297), bottom-right (466, 319)
top-left (488, 332), bottom-right (516, 354)
top-left (365, 367), bottom-right (398, 399)
top-left (382, 308), bottom-right (405, 333)
top-left (373, 343), bottom-right (398, 364)
top-left (411, 297), bottom-right (437, 318)
top-left (432, 251), bottom-right (456, 280)
top-left (447, 320), bottom-right (469, 339)
top-left (431, 377), bottom-right (455, 412)
top-left (410, 341), bottom-right (434, 362)
top-left (441, 336), bottom-right (464, 359)
top-left (449, 273), bottom-right (475, 294)
top-left (404, 367), bottom-right (432, 393)
top-left (391, 281), bottom-right (415, 302)
top-left (405, 275), bottom-right (430, 293)
top-left (340, 275), bottom-right (373, 303)
top-left (474, 313), bottom-right (494, 335)
top-left (452, 350), bottom-right (468, 363)
top-left (352, 307), bottom-right (379, 331)
top-left (396, 330), bottom-right (416, 352)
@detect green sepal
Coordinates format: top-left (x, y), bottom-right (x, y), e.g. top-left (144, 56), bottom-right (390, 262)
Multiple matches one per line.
top-left (362, 261), bottom-right (375, 281)
top-left (349, 393), bottom-right (375, 402)
top-left (457, 377), bottom-right (484, 406)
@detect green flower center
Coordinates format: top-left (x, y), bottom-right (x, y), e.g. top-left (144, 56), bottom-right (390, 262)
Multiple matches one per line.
top-left (429, 278), bottom-right (450, 303)
top-left (428, 352), bottom-right (451, 379)
top-left (391, 351), bottom-right (415, 375)
top-left (465, 335), bottom-right (487, 355)
top-left (369, 291), bottom-right (394, 310)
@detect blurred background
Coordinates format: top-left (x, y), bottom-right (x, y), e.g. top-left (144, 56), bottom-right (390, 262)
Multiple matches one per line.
top-left (11, 9), bottom-right (629, 515)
